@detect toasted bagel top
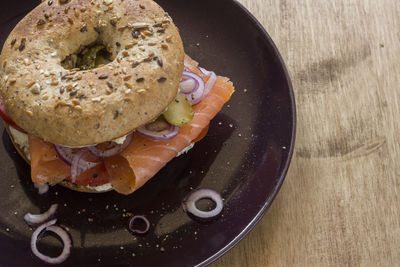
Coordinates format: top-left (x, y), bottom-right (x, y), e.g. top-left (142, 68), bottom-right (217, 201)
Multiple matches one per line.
top-left (0, 0), bottom-right (184, 146)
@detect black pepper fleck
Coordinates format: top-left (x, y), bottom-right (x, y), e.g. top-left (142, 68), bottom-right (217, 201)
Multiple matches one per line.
top-left (157, 77), bottom-right (167, 83)
top-left (116, 42), bottom-right (121, 47)
top-left (99, 74), bottom-right (108, 79)
top-left (10, 39), bottom-right (16, 47)
top-left (92, 173), bottom-right (98, 178)
top-left (132, 61), bottom-right (139, 68)
top-left (107, 81), bottom-right (114, 89)
top-left (136, 77), bottom-right (144, 82)
top-left (143, 57), bottom-right (152, 62)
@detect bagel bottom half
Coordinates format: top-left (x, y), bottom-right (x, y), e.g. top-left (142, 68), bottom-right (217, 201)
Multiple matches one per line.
top-left (5, 125), bottom-right (113, 194)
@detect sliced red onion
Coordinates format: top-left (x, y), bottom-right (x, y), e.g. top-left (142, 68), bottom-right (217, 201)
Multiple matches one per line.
top-left (180, 71), bottom-right (204, 94)
top-left (202, 71), bottom-right (217, 98)
top-left (88, 133), bottom-right (134, 158)
top-left (128, 215), bottom-right (150, 234)
top-left (184, 82), bottom-right (205, 105)
top-left (182, 189), bottom-right (223, 220)
top-left (24, 204), bottom-right (58, 226)
top-left (137, 123), bottom-right (179, 141)
top-left (31, 219), bottom-right (72, 265)
top-left (199, 67), bottom-right (212, 76)
top-left (70, 149), bottom-right (101, 183)
top-left (34, 183), bottom-right (49, 195)
top-left (54, 145), bottom-right (75, 165)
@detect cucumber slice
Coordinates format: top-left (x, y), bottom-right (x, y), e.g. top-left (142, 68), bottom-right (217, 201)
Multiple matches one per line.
top-left (163, 94), bottom-right (194, 126)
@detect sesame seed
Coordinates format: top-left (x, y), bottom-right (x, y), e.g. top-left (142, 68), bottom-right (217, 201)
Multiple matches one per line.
top-left (99, 74), bottom-right (108, 79)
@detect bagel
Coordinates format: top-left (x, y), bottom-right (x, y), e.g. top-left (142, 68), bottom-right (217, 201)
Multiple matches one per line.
top-left (0, 0), bottom-right (184, 146)
top-left (0, 0), bottom-right (235, 195)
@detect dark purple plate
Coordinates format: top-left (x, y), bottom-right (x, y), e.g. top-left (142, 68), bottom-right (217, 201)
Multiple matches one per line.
top-left (0, 0), bottom-right (295, 266)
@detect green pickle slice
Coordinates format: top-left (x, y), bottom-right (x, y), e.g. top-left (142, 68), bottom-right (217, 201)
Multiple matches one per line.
top-left (163, 94), bottom-right (194, 126)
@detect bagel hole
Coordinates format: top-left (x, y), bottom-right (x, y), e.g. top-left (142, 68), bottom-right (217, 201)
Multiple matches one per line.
top-left (61, 42), bottom-right (113, 70)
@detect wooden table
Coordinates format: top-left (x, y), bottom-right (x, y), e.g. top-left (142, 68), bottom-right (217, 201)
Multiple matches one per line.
top-left (212, 0), bottom-right (400, 266)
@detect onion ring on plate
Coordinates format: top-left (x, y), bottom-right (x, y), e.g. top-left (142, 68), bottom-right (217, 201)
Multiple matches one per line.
top-left (31, 219), bottom-right (72, 265)
top-left (182, 189), bottom-right (224, 220)
top-left (24, 204), bottom-right (58, 226)
top-left (128, 215), bottom-right (150, 235)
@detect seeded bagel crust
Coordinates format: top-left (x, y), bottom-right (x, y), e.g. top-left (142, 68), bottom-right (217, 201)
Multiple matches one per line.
top-left (0, 0), bottom-right (184, 146)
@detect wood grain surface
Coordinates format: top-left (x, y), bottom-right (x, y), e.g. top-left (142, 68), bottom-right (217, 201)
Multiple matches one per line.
top-left (212, 0), bottom-right (400, 266)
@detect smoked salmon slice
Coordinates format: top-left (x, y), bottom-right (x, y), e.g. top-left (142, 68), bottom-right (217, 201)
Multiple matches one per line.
top-left (29, 135), bottom-right (70, 185)
top-left (104, 57), bottom-right (234, 194)
top-left (28, 56), bottom-right (234, 194)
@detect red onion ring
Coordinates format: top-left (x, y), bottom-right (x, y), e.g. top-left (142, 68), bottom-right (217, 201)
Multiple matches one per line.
top-left (128, 215), bottom-right (150, 234)
top-left (137, 123), bottom-right (179, 141)
top-left (54, 145), bottom-right (75, 165)
top-left (31, 219), bottom-right (72, 265)
top-left (199, 67), bottom-right (212, 76)
top-left (184, 82), bottom-right (205, 105)
top-left (24, 204), bottom-right (58, 226)
top-left (180, 71), bottom-right (204, 94)
top-left (70, 149), bottom-right (101, 183)
top-left (182, 189), bottom-right (223, 220)
top-left (202, 71), bottom-right (217, 98)
top-left (88, 133), bottom-right (134, 158)
top-left (34, 183), bottom-right (49, 195)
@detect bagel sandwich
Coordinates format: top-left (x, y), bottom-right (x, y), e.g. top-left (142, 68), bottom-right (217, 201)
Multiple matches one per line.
top-left (0, 0), bottom-right (234, 194)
